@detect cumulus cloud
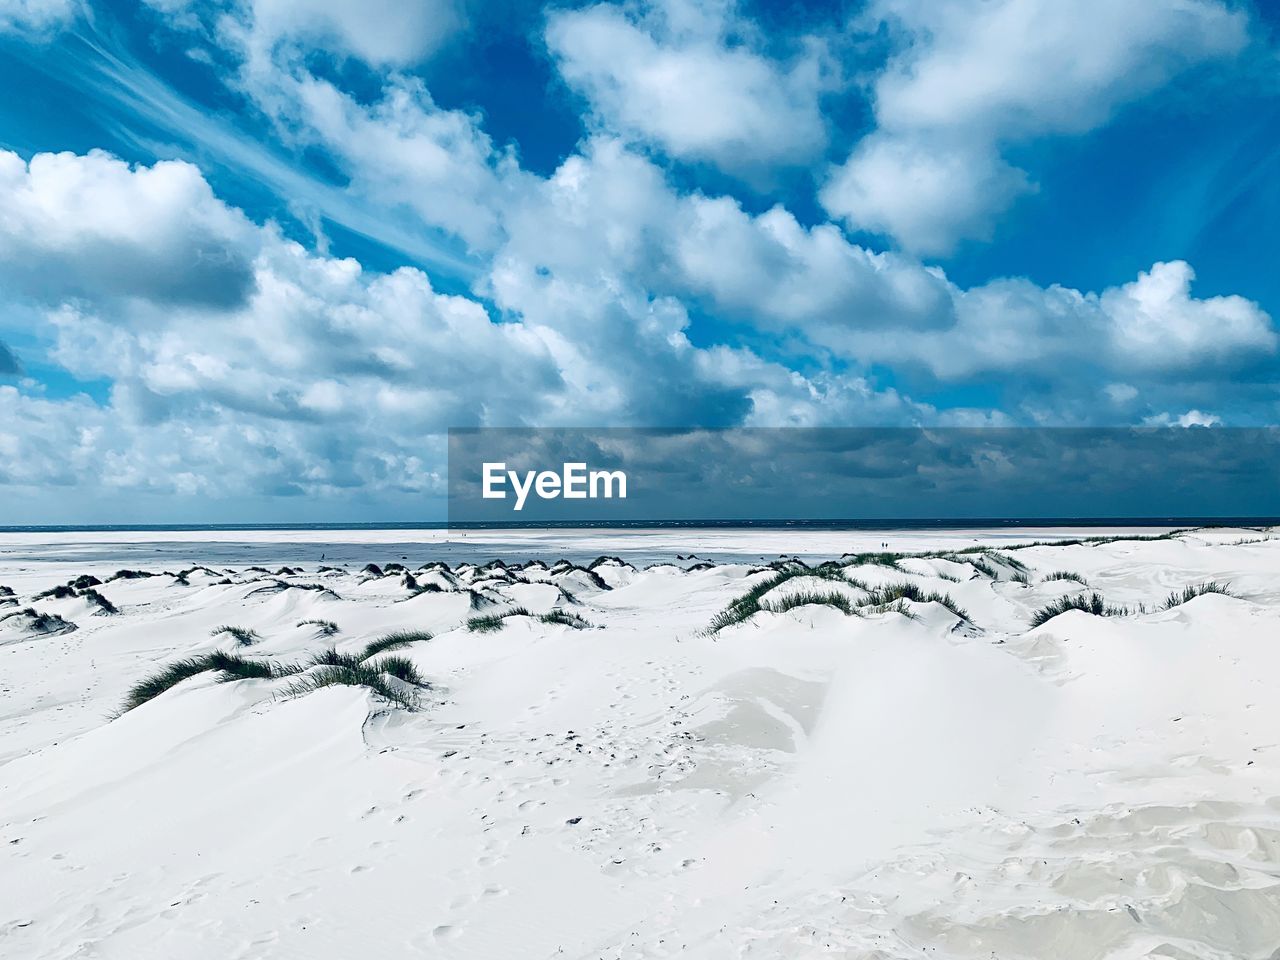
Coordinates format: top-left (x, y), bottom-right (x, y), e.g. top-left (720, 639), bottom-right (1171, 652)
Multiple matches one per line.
top-left (1143, 409), bottom-right (1223, 428)
top-left (0, 151), bottom-right (553, 501)
top-left (1102, 261), bottom-right (1277, 369)
top-left (824, 0), bottom-right (1250, 253)
top-left (0, 148), bottom-right (926, 504)
top-left (1104, 383), bottom-right (1138, 404)
top-left (0, 0), bottom-right (77, 33)
top-left (244, 0), bottom-right (461, 66)
top-left (546, 0), bottom-right (830, 176)
top-left (487, 138), bottom-right (1276, 398)
top-left (823, 261), bottom-right (1276, 382)
top-left (272, 74), bottom-right (516, 252)
top-left (0, 150), bottom-right (258, 306)
top-left (671, 192), bottom-right (954, 332)
top-left (819, 133), bottom-right (1033, 255)
top-left (143, 0), bottom-right (461, 66)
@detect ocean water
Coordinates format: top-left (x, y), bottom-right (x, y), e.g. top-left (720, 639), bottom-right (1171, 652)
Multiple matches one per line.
top-left (1, 517), bottom-right (1271, 533)
top-left (0, 518), bottom-right (1269, 568)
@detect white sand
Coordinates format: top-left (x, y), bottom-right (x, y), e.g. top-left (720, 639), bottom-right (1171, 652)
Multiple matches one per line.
top-left (2, 527), bottom-right (1279, 958)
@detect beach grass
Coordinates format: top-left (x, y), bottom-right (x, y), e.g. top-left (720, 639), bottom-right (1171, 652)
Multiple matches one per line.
top-left (467, 606), bottom-right (533, 632)
top-left (761, 590), bottom-right (860, 616)
top-left (372, 654), bottom-right (427, 686)
top-left (1043, 570), bottom-right (1089, 585)
top-left (297, 618), bottom-right (339, 636)
top-left (1161, 581), bottom-right (1234, 610)
top-left (707, 565), bottom-right (859, 633)
top-left (122, 652), bottom-right (300, 711)
top-left (360, 630), bottom-right (432, 658)
top-left (1030, 592), bottom-right (1128, 627)
top-left (539, 609), bottom-right (595, 628)
top-left (281, 664), bottom-right (417, 711)
top-left (859, 582), bottom-right (969, 620)
top-left (211, 624), bottom-right (260, 646)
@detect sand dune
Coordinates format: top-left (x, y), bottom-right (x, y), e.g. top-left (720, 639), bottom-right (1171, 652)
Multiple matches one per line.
top-left (2, 527), bottom-right (1279, 958)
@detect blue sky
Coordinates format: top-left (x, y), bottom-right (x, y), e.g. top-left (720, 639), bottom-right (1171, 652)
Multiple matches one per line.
top-left (0, 0), bottom-right (1277, 522)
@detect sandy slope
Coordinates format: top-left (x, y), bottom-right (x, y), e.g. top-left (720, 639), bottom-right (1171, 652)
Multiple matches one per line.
top-left (2, 528), bottom-right (1279, 958)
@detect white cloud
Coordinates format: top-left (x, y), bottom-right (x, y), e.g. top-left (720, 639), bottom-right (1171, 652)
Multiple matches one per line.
top-left (245, 0), bottom-right (461, 66)
top-left (1104, 383), bottom-right (1139, 404)
top-left (0, 147), bottom-right (926, 505)
top-left (819, 133), bottom-right (1032, 255)
top-left (671, 192), bottom-right (954, 332)
top-left (217, 16), bottom-right (518, 256)
top-left (824, 0), bottom-right (1251, 253)
top-left (1, 122), bottom-right (1274, 508)
top-left (546, 0), bottom-right (829, 176)
top-left (276, 74), bottom-right (516, 252)
top-left (0, 149), bottom-right (259, 306)
top-left (144, 0), bottom-right (461, 66)
top-left (1102, 260), bottom-right (1276, 369)
top-left (487, 139), bottom-right (1276, 398)
top-left (0, 0), bottom-right (76, 33)
top-left (825, 260), bottom-right (1275, 381)
top-left (1143, 409), bottom-right (1222, 428)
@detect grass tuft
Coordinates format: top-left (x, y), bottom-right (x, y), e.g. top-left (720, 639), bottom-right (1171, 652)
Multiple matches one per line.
top-left (1, 607), bottom-right (77, 634)
top-left (1030, 592), bottom-right (1128, 627)
top-left (82, 588), bottom-right (118, 614)
top-left (538, 609), bottom-right (595, 629)
top-left (360, 630), bottom-right (432, 659)
top-left (864, 598), bottom-right (920, 620)
top-left (307, 648), bottom-right (366, 670)
top-left (1161, 581), bottom-right (1235, 610)
top-left (373, 654), bottom-right (427, 686)
top-left (467, 606), bottom-right (533, 632)
top-left (34, 584), bottom-right (77, 601)
top-left (122, 652), bottom-right (302, 711)
top-left (1043, 570), bottom-right (1089, 586)
top-left (297, 618), bottom-right (339, 636)
top-left (211, 624), bottom-right (260, 646)
top-left (281, 664), bottom-right (418, 710)
top-left (206, 651), bottom-right (300, 681)
top-left (859, 582), bottom-right (969, 620)
top-left (123, 657), bottom-right (219, 711)
top-left (761, 590), bottom-right (859, 616)
top-left (706, 565), bottom-right (857, 633)
top-left (841, 552), bottom-right (905, 568)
